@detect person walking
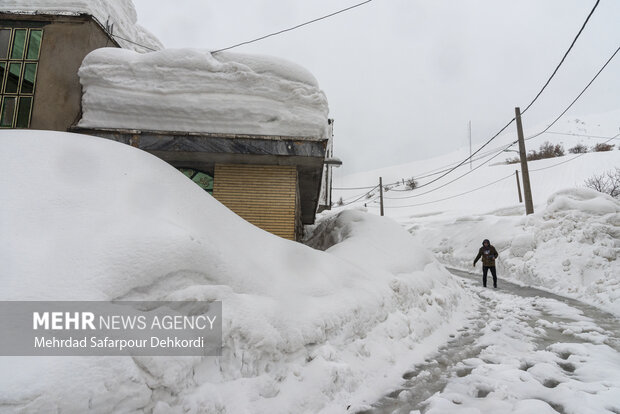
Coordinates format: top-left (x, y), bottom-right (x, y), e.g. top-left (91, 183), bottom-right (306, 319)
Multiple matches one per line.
top-left (473, 239), bottom-right (499, 288)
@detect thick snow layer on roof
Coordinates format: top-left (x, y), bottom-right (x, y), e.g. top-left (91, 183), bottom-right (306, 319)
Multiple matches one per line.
top-left (0, 0), bottom-right (162, 53)
top-left (0, 130), bottom-right (466, 412)
top-left (77, 48), bottom-right (330, 138)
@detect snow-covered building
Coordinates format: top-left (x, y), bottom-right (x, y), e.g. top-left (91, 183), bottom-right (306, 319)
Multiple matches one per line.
top-left (0, 1), bottom-right (334, 240)
top-left (0, 1), bottom-right (161, 130)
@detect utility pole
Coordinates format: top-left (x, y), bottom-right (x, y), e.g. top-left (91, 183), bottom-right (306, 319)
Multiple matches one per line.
top-left (515, 107), bottom-right (534, 214)
top-left (379, 177), bottom-right (384, 216)
top-left (468, 120), bottom-right (472, 170)
top-left (515, 170), bottom-right (523, 203)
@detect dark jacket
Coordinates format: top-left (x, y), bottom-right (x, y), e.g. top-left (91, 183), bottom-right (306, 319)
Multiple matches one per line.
top-left (474, 239), bottom-right (498, 267)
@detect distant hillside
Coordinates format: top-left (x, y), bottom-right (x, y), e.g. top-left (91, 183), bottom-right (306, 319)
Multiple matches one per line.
top-left (333, 109), bottom-right (620, 218)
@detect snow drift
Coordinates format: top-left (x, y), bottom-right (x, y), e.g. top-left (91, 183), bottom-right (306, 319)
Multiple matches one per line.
top-left (0, 130), bottom-right (468, 413)
top-left (0, 0), bottom-right (163, 53)
top-left (77, 48), bottom-right (330, 138)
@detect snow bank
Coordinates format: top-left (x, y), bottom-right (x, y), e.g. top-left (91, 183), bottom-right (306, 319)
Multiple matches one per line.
top-left (0, 0), bottom-right (163, 53)
top-left (77, 48), bottom-right (330, 138)
top-left (546, 187), bottom-right (619, 216)
top-left (408, 188), bottom-right (620, 316)
top-left (0, 130), bottom-right (467, 413)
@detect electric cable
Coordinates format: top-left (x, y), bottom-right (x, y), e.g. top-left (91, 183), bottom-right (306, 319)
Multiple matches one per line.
top-left (525, 44), bottom-right (620, 142)
top-left (521, 0), bottom-right (601, 115)
top-left (110, 34), bottom-right (158, 52)
top-left (211, 0), bottom-right (373, 54)
top-left (337, 184), bottom-right (380, 206)
top-left (377, 172), bottom-right (515, 209)
top-left (382, 142), bottom-right (517, 200)
top-left (544, 131), bottom-right (620, 140)
top-left (378, 42), bottom-right (620, 198)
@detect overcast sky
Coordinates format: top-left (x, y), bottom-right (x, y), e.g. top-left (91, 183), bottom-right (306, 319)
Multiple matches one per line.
top-left (132, 0), bottom-right (619, 174)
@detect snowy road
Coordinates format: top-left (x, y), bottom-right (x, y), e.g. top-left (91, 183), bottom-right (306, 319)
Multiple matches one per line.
top-left (361, 268), bottom-right (620, 414)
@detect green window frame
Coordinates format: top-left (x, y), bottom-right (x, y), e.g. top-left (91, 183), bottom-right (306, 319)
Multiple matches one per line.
top-left (0, 27), bottom-right (42, 129)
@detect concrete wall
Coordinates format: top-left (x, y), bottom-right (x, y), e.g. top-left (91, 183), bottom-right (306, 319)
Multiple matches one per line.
top-left (0, 14), bottom-right (116, 131)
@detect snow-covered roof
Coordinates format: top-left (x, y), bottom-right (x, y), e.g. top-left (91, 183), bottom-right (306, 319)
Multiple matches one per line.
top-left (77, 48), bottom-right (330, 138)
top-left (0, 0), bottom-right (162, 53)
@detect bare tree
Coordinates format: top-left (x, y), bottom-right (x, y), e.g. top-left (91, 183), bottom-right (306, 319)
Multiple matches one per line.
top-left (506, 141), bottom-right (565, 164)
top-left (538, 141), bottom-right (565, 158)
top-left (584, 168), bottom-right (620, 198)
top-left (568, 143), bottom-right (588, 154)
top-left (592, 142), bottom-right (615, 152)
top-left (405, 177), bottom-right (418, 190)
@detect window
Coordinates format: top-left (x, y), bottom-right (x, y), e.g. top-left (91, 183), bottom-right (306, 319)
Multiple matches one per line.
top-left (0, 27), bottom-right (42, 128)
top-left (179, 168), bottom-right (214, 194)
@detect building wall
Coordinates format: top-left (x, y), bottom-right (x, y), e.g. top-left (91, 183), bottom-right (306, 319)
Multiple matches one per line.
top-left (1, 14), bottom-right (116, 131)
top-left (213, 164), bottom-right (299, 240)
top-left (32, 17), bottom-right (114, 131)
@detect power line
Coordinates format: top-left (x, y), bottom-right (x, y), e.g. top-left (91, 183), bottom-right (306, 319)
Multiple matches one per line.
top-left (525, 44), bottom-right (620, 142)
top-left (374, 173), bottom-right (515, 209)
top-left (105, 1), bottom-right (376, 54)
top-left (338, 107), bottom-right (617, 207)
top-left (521, 0), bottom-right (601, 115)
top-left (211, 0), bottom-right (374, 54)
top-left (388, 2), bottom-right (607, 190)
top-left (383, 142), bottom-right (516, 200)
top-left (337, 184), bottom-right (380, 206)
top-left (386, 143), bottom-right (515, 191)
top-left (372, 134), bottom-right (617, 210)
top-left (543, 131), bottom-right (620, 140)
top-left (374, 133), bottom-right (617, 209)
top-left (406, 0), bottom-right (603, 189)
top-left (98, 18), bottom-right (158, 52)
top-left (335, 135), bottom-right (521, 196)
top-left (397, 119), bottom-right (516, 192)
top-left (335, 144), bottom-right (507, 192)
top-left (333, 184), bottom-right (378, 190)
top-left (339, 186), bottom-right (378, 203)
top-left (110, 33), bottom-right (158, 52)
top-left (378, 133), bottom-right (616, 208)
top-left (336, 35), bottom-right (616, 193)
top-left (340, 31), bottom-right (617, 208)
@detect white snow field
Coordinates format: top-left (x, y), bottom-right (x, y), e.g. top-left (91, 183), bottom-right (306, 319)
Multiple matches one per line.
top-left (77, 48), bottom-right (330, 138)
top-left (0, 0), bottom-right (162, 53)
top-left (0, 130), bottom-right (470, 413)
top-left (334, 110), bottom-right (620, 317)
